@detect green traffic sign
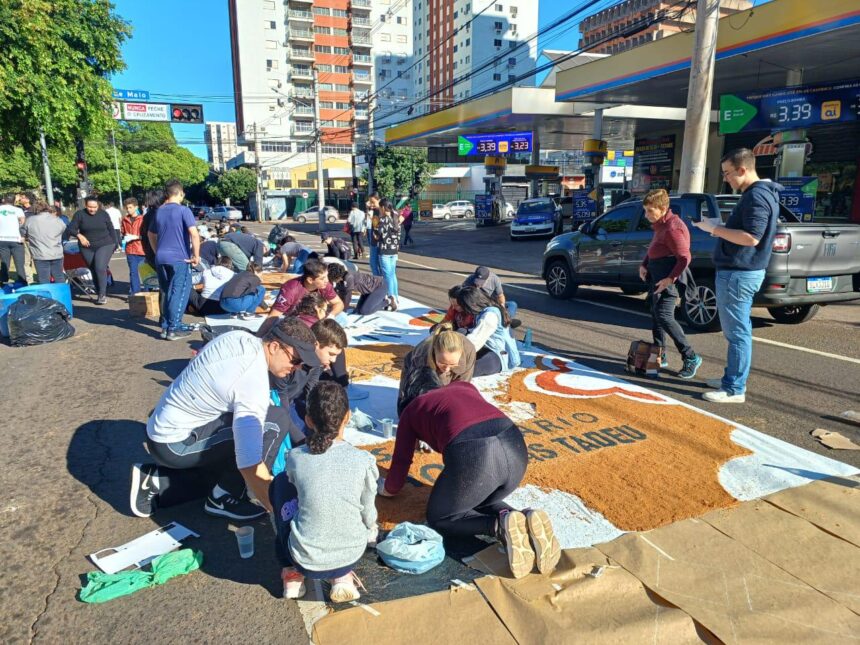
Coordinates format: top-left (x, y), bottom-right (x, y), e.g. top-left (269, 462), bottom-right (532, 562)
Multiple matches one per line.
top-left (458, 135), bottom-right (475, 156)
top-left (719, 94), bottom-right (758, 135)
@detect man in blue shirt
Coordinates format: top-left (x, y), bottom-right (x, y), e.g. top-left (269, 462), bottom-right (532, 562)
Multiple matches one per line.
top-left (694, 148), bottom-right (781, 403)
top-left (148, 180), bottom-right (200, 341)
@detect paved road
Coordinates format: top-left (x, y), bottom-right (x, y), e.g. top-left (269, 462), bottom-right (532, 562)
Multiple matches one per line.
top-left (2, 219), bottom-right (857, 643)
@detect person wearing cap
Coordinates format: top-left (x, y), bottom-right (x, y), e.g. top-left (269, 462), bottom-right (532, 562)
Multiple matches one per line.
top-left (463, 266), bottom-right (520, 326)
top-left (129, 317), bottom-right (321, 522)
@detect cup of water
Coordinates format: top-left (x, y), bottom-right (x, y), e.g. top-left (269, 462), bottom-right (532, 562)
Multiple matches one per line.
top-left (235, 526), bottom-right (255, 559)
top-left (381, 418), bottom-right (394, 439)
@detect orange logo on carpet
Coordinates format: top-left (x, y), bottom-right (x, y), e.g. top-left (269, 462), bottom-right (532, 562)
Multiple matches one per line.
top-left (408, 310), bottom-right (446, 328)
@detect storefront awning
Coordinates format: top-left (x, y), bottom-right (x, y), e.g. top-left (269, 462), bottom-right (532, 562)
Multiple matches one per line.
top-left (433, 167), bottom-right (471, 179)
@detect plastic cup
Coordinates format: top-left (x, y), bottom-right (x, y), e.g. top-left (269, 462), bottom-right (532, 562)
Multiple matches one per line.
top-left (235, 526), bottom-right (255, 559)
top-left (381, 418), bottom-right (394, 439)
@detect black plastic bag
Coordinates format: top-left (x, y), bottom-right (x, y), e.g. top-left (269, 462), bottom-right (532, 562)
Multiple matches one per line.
top-left (8, 295), bottom-right (75, 347)
top-left (268, 223), bottom-right (291, 246)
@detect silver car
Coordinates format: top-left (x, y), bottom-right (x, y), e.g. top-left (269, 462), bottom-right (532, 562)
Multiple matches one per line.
top-left (209, 205), bottom-right (243, 221)
top-left (293, 205), bottom-right (339, 224)
top-left (444, 200), bottom-right (474, 218)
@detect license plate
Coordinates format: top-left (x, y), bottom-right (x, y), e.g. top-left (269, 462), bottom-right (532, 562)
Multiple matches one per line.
top-left (521, 227), bottom-right (536, 232)
top-left (807, 277), bottom-right (833, 293)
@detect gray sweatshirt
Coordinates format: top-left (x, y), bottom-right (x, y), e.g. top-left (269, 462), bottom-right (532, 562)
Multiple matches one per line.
top-left (285, 441), bottom-right (379, 572)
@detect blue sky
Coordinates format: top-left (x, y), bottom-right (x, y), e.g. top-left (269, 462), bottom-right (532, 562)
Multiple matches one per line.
top-left (110, 0), bottom-right (582, 159)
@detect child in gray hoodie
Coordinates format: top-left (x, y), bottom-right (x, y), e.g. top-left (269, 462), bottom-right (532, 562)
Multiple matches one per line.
top-left (269, 381), bottom-right (379, 602)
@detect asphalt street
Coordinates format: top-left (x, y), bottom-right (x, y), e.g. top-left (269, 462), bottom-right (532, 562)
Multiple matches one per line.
top-left (1, 216), bottom-right (857, 643)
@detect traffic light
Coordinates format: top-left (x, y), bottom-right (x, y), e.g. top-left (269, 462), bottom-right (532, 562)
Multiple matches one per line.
top-left (170, 103), bottom-right (204, 124)
top-left (75, 139), bottom-right (88, 183)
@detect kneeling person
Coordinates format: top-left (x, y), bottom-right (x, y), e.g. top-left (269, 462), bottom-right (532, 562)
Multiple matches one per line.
top-left (130, 318), bottom-right (320, 521)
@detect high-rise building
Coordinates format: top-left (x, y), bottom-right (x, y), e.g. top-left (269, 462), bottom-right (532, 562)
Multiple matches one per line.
top-left (204, 122), bottom-right (245, 172)
top-left (227, 0), bottom-right (409, 190)
top-left (411, 0), bottom-right (538, 115)
top-left (370, 0), bottom-right (413, 135)
top-left (579, 0), bottom-right (751, 55)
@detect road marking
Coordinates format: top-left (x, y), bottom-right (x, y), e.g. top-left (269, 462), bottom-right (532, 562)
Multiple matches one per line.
top-left (749, 336), bottom-right (860, 365)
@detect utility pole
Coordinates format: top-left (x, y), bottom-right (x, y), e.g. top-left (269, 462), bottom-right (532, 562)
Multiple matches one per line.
top-left (678, 0), bottom-right (721, 193)
top-left (253, 122), bottom-right (264, 221)
top-left (109, 128), bottom-right (123, 206)
top-left (312, 66), bottom-right (326, 234)
top-left (38, 130), bottom-right (54, 204)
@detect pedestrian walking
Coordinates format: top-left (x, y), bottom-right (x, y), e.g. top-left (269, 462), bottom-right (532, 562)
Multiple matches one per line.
top-left (400, 203), bottom-right (414, 246)
top-left (105, 201), bottom-right (123, 248)
top-left (347, 202), bottom-right (366, 258)
top-left (148, 180), bottom-right (200, 340)
top-left (694, 148), bottom-right (781, 403)
top-left (121, 197), bottom-right (146, 295)
top-left (376, 199), bottom-right (401, 310)
top-left (23, 199), bottom-right (67, 284)
top-left (67, 196), bottom-right (116, 303)
top-left (639, 189), bottom-right (702, 379)
top-left (0, 193), bottom-right (29, 286)
top-left (365, 192), bottom-right (382, 276)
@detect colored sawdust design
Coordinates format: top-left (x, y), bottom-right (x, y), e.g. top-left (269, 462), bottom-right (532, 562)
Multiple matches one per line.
top-left (345, 343), bottom-right (412, 382)
top-left (260, 271), bottom-right (296, 290)
top-left (408, 310), bottom-right (446, 328)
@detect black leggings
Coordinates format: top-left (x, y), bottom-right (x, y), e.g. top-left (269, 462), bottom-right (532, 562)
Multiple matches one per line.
top-left (427, 418), bottom-right (528, 538)
top-left (79, 244), bottom-right (114, 298)
top-left (354, 283), bottom-right (388, 315)
top-left (350, 232), bottom-right (364, 258)
top-left (650, 284), bottom-right (695, 361)
top-left (188, 290), bottom-right (225, 316)
top-left (473, 347), bottom-right (503, 377)
top-left (146, 405), bottom-right (293, 506)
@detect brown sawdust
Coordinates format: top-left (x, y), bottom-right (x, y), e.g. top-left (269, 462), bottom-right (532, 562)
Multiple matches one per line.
top-left (260, 272), bottom-right (297, 290)
top-left (345, 343), bottom-right (412, 382)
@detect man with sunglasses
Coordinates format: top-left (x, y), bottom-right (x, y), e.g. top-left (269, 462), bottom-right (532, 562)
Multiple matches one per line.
top-left (130, 317), bottom-right (320, 521)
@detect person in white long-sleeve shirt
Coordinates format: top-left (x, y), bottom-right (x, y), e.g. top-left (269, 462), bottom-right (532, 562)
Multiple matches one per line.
top-left (458, 286), bottom-right (521, 376)
top-left (129, 318), bottom-right (321, 521)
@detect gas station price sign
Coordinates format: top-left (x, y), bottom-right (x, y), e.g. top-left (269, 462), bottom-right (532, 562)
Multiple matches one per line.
top-left (719, 79), bottom-right (860, 134)
top-left (458, 131), bottom-right (533, 156)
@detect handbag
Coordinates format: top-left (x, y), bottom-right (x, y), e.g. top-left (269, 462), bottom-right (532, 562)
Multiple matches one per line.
top-left (343, 222), bottom-right (352, 234)
top-left (625, 340), bottom-right (663, 377)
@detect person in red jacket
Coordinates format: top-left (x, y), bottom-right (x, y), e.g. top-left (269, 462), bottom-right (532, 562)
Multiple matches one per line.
top-left (121, 197), bottom-right (146, 295)
top-left (379, 376), bottom-right (560, 579)
top-left (638, 189), bottom-right (702, 379)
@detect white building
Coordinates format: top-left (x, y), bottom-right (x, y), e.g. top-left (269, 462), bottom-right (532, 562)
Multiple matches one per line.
top-left (204, 122), bottom-right (245, 172)
top-left (369, 0), bottom-right (414, 139)
top-left (412, 0), bottom-right (538, 115)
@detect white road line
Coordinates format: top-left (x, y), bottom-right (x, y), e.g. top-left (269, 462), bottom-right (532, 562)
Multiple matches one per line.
top-left (749, 336), bottom-right (860, 365)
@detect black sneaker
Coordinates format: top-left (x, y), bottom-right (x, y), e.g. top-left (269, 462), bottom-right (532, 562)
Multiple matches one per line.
top-left (204, 488), bottom-right (267, 521)
top-left (166, 329), bottom-right (193, 341)
top-left (678, 354), bottom-right (703, 379)
top-left (129, 463), bottom-right (160, 517)
top-left (509, 318), bottom-right (522, 330)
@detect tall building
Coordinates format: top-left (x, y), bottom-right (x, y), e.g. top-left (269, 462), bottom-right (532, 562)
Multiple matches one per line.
top-left (411, 0), bottom-right (538, 115)
top-left (204, 122), bottom-right (244, 172)
top-left (579, 0), bottom-right (752, 55)
top-left (227, 0), bottom-right (409, 190)
top-left (370, 0), bottom-right (413, 136)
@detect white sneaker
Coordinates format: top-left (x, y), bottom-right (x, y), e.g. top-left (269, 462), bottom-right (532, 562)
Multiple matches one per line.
top-left (703, 390), bottom-right (745, 403)
top-left (282, 567), bottom-right (306, 599)
top-left (705, 378), bottom-right (723, 389)
top-left (329, 571), bottom-right (365, 603)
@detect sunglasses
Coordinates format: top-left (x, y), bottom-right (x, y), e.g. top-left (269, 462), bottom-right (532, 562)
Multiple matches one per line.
top-left (283, 344), bottom-right (304, 367)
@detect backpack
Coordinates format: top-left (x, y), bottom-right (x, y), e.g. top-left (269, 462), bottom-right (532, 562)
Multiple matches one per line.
top-left (625, 340), bottom-right (663, 377)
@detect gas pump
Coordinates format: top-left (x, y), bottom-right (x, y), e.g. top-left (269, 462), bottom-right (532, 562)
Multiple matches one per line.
top-left (476, 156), bottom-right (507, 226)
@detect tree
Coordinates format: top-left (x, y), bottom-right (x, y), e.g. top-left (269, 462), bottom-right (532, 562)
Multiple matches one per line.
top-left (368, 146), bottom-right (435, 199)
top-left (209, 168), bottom-right (257, 205)
top-left (0, 0), bottom-right (131, 150)
top-left (0, 146), bottom-right (39, 191)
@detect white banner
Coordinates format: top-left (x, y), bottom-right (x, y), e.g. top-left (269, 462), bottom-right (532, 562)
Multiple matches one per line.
top-left (122, 102), bottom-right (169, 122)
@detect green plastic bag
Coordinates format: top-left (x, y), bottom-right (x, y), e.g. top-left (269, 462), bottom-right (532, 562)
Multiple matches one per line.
top-left (79, 549), bottom-right (203, 604)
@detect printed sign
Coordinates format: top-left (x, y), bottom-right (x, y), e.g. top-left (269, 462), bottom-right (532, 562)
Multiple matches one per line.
top-left (778, 176), bottom-right (818, 222)
top-left (719, 79), bottom-right (860, 134)
top-left (113, 89), bottom-right (150, 101)
top-left (458, 132), bottom-right (533, 156)
top-left (122, 102), bottom-right (170, 122)
top-left (632, 135), bottom-right (675, 193)
top-left (572, 189), bottom-right (597, 221)
top-left (111, 101), bottom-right (122, 120)
top-left (475, 194), bottom-right (493, 221)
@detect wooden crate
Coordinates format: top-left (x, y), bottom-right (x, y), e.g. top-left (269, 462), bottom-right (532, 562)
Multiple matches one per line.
top-left (129, 292), bottom-right (160, 318)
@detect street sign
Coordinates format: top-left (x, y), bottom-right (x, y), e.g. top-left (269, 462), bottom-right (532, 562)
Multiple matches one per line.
top-left (777, 176), bottom-right (818, 222)
top-left (719, 79), bottom-right (860, 135)
top-left (123, 102), bottom-right (170, 122)
top-left (457, 131), bottom-right (532, 156)
top-left (113, 89), bottom-right (150, 101)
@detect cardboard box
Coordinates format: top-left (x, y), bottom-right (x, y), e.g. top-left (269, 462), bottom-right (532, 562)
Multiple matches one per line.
top-left (129, 292), bottom-right (160, 318)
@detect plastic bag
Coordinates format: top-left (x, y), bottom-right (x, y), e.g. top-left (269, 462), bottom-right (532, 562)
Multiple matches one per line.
top-left (8, 295), bottom-right (75, 347)
top-left (268, 223), bottom-right (291, 245)
top-left (376, 522), bottom-right (445, 574)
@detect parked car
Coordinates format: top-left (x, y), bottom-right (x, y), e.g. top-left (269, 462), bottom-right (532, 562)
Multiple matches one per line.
top-left (432, 203), bottom-right (453, 219)
top-left (541, 192), bottom-right (860, 330)
top-left (209, 205), bottom-right (243, 221)
top-left (194, 206), bottom-right (213, 220)
top-left (445, 200), bottom-right (474, 218)
top-left (511, 198), bottom-right (563, 240)
top-left (293, 205), bottom-right (339, 224)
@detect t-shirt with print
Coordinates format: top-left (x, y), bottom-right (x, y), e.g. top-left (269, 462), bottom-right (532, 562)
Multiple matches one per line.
top-left (0, 204), bottom-right (25, 243)
top-left (377, 215), bottom-right (400, 255)
top-left (154, 202), bottom-right (196, 265)
top-left (273, 276), bottom-right (338, 315)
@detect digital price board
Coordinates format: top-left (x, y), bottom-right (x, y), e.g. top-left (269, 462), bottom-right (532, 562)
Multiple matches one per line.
top-left (458, 132), bottom-right (533, 156)
top-left (719, 79), bottom-right (860, 134)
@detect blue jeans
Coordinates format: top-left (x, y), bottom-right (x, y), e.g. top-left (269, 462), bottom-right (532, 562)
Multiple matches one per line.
top-left (715, 269), bottom-right (765, 395)
top-left (290, 249), bottom-right (311, 274)
top-left (221, 285), bottom-right (266, 314)
top-left (127, 254), bottom-right (145, 294)
top-left (379, 253), bottom-right (398, 300)
top-left (368, 245), bottom-right (382, 276)
top-left (506, 300), bottom-right (518, 319)
top-left (156, 261), bottom-right (193, 332)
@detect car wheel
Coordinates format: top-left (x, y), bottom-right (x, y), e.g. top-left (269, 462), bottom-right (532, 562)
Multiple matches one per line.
top-left (680, 277), bottom-right (721, 331)
top-left (465, 210), bottom-right (473, 218)
top-left (621, 287), bottom-right (646, 296)
top-left (443, 213), bottom-right (451, 220)
top-left (545, 259), bottom-right (578, 299)
top-left (297, 215), bottom-right (307, 224)
top-left (327, 215), bottom-right (337, 223)
top-left (768, 304), bottom-right (820, 324)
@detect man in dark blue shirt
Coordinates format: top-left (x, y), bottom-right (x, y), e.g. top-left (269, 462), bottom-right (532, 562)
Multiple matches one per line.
top-left (694, 148), bottom-right (781, 403)
top-left (219, 227), bottom-right (264, 271)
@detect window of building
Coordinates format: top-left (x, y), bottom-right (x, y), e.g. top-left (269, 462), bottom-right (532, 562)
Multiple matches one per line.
top-left (314, 26), bottom-right (331, 34)
top-left (266, 59), bottom-right (278, 70)
top-left (493, 73), bottom-right (501, 81)
top-left (332, 9), bottom-right (348, 17)
top-left (333, 46), bottom-right (350, 54)
top-left (466, 37), bottom-right (470, 45)
top-left (318, 83), bottom-right (333, 90)
top-left (336, 102), bottom-right (350, 109)
top-left (509, 41), bottom-right (516, 48)
top-left (396, 35), bottom-right (407, 43)
top-left (312, 7), bottom-right (330, 15)
top-left (265, 40), bottom-right (278, 49)
top-left (465, 55), bottom-right (470, 63)
top-left (333, 28), bottom-right (348, 36)
top-left (495, 3), bottom-right (503, 11)
top-left (263, 0), bottom-right (275, 9)
top-left (319, 101), bottom-right (334, 108)
top-left (335, 83), bottom-right (350, 91)
top-left (265, 20), bottom-right (276, 29)
top-left (317, 64), bottom-right (332, 72)
top-left (380, 33), bottom-right (391, 41)
top-left (494, 21), bottom-right (503, 30)
top-left (508, 57), bottom-right (516, 65)
top-left (315, 45), bottom-right (331, 53)
top-left (334, 65), bottom-right (349, 73)
top-left (397, 16), bottom-right (406, 24)
top-left (494, 39), bottom-right (502, 47)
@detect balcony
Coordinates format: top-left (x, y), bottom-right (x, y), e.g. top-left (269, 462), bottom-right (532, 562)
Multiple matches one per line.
top-left (354, 109), bottom-right (369, 120)
top-left (351, 16), bottom-right (371, 26)
top-left (288, 9), bottom-right (313, 22)
top-left (292, 124), bottom-right (315, 136)
top-left (289, 0), bottom-right (313, 4)
top-left (293, 88), bottom-right (314, 99)
top-left (288, 47), bottom-right (314, 61)
top-left (353, 72), bottom-right (372, 84)
top-left (353, 54), bottom-right (372, 65)
top-left (293, 107), bottom-right (314, 119)
top-left (287, 29), bottom-right (313, 42)
top-left (351, 0), bottom-right (371, 10)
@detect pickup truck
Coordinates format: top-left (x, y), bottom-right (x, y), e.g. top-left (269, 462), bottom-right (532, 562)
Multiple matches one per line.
top-left (542, 192), bottom-right (860, 331)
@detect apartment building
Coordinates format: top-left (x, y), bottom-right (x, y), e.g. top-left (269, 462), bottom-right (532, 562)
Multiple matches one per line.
top-left (204, 122), bottom-right (245, 172)
top-left (369, 0), bottom-right (414, 137)
top-left (579, 0), bottom-right (751, 55)
top-left (411, 0), bottom-right (538, 115)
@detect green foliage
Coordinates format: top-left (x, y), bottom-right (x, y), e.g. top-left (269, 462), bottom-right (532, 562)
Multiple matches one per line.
top-left (209, 168), bottom-right (257, 204)
top-left (0, 146), bottom-right (39, 191)
top-left (368, 147), bottom-right (435, 199)
top-left (0, 0), bottom-right (131, 150)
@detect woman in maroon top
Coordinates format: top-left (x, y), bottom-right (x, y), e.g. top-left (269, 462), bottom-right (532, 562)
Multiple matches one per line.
top-left (638, 189), bottom-right (702, 379)
top-left (379, 376), bottom-right (560, 579)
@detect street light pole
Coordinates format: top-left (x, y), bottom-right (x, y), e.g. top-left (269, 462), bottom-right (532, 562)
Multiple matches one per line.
top-left (109, 128), bottom-right (123, 206)
top-left (38, 130), bottom-right (54, 204)
top-left (312, 66), bottom-right (326, 234)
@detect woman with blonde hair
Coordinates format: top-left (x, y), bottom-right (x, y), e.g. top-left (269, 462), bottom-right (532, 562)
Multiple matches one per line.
top-left (397, 322), bottom-right (476, 414)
